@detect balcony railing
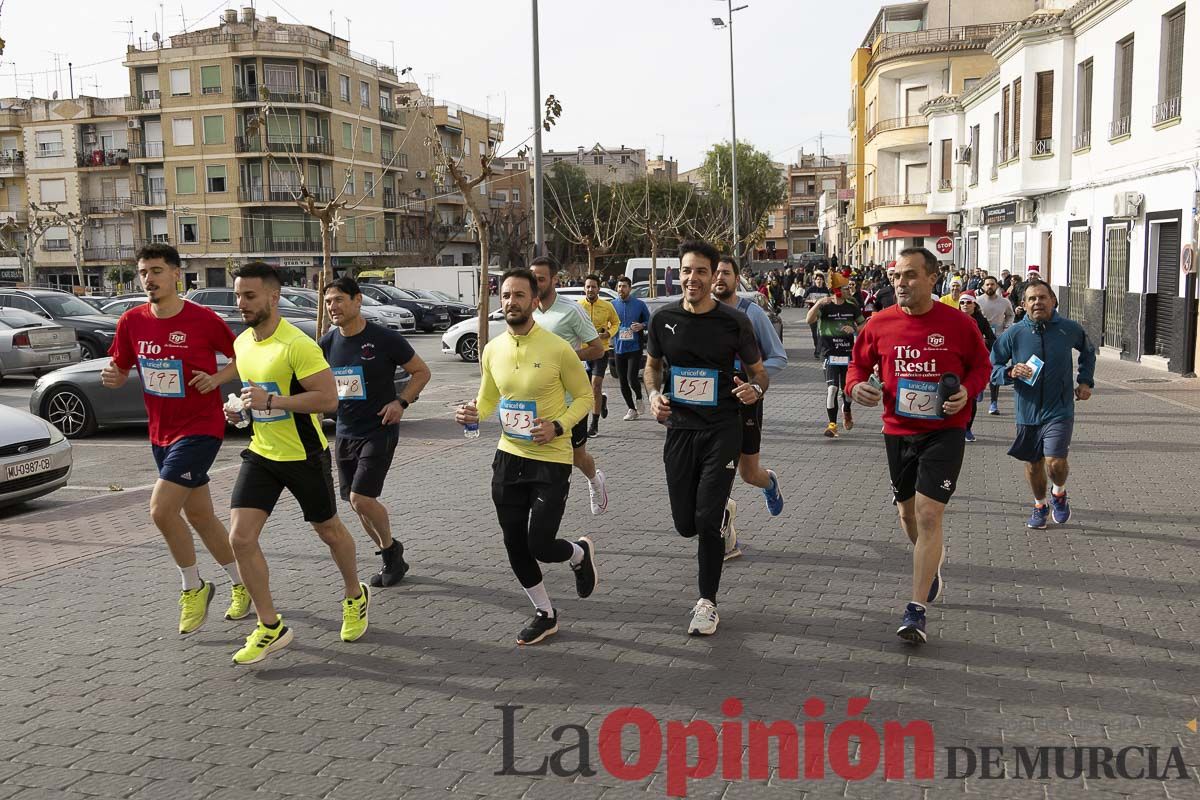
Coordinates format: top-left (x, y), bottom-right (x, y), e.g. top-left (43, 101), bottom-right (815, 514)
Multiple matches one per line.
top-left (135, 236), bottom-right (171, 248)
top-left (789, 216), bottom-right (819, 227)
top-left (433, 182), bottom-right (464, 200)
top-left (41, 239), bottom-right (71, 252)
top-left (380, 150), bottom-right (408, 168)
top-left (83, 245), bottom-right (136, 261)
top-left (938, 178), bottom-right (953, 191)
top-left (382, 189), bottom-right (397, 209)
top-left (233, 85), bottom-right (331, 107)
top-left (871, 23), bottom-right (1012, 59)
top-left (0, 151), bottom-right (25, 174)
top-left (129, 140), bottom-right (164, 159)
top-left (131, 190), bottom-right (168, 207)
top-left (234, 135), bottom-right (333, 156)
top-left (1153, 96), bottom-right (1181, 125)
top-left (84, 196), bottom-right (133, 214)
top-left (125, 91), bottom-right (161, 111)
top-left (379, 107), bottom-right (407, 126)
top-left (1032, 137), bottom-right (1053, 156)
top-left (76, 149), bottom-right (130, 168)
top-left (201, 85), bottom-right (222, 96)
top-left (864, 193), bottom-right (929, 212)
top-left (242, 236), bottom-right (328, 253)
top-left (1109, 115), bottom-right (1131, 140)
top-left (238, 185), bottom-right (333, 203)
top-left (1073, 129), bottom-right (1091, 151)
top-left (381, 238), bottom-right (419, 253)
top-left (442, 147), bottom-right (464, 160)
top-left (865, 115), bottom-right (926, 142)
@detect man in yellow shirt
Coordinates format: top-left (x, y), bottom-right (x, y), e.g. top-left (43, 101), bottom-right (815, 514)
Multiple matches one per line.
top-left (940, 276), bottom-right (965, 306)
top-left (578, 274), bottom-right (619, 438)
top-left (456, 269), bottom-right (598, 646)
top-left (224, 262), bottom-right (368, 665)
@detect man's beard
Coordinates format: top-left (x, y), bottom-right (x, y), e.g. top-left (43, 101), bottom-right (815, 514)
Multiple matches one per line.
top-left (713, 283), bottom-right (735, 301)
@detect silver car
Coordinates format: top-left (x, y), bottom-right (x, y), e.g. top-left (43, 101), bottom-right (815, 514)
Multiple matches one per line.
top-left (279, 287), bottom-right (417, 332)
top-left (0, 405), bottom-right (72, 508)
top-left (0, 308), bottom-right (81, 379)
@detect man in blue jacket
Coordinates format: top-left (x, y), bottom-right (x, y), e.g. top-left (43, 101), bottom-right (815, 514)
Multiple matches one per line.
top-left (990, 282), bottom-right (1096, 529)
top-left (612, 276), bottom-right (652, 420)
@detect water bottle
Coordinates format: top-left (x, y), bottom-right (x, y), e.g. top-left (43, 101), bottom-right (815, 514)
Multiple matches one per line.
top-left (225, 393), bottom-right (250, 429)
top-left (936, 373), bottom-right (961, 417)
top-left (463, 422), bottom-right (480, 440)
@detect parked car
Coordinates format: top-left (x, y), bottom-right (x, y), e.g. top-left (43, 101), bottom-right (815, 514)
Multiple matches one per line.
top-left (278, 287), bottom-right (417, 333)
top-left (357, 283), bottom-right (452, 332)
top-left (641, 291), bottom-right (783, 341)
top-left (556, 285), bottom-right (619, 302)
top-left (77, 296), bottom-right (111, 312)
top-left (184, 288), bottom-right (317, 321)
top-left (100, 297), bottom-right (148, 316)
top-left (441, 311), bottom-right (505, 362)
top-left (398, 288), bottom-right (475, 325)
top-left (0, 405), bottom-right (72, 508)
top-left (630, 281), bottom-right (682, 299)
top-left (0, 288), bottom-right (119, 361)
top-left (0, 308), bottom-right (80, 379)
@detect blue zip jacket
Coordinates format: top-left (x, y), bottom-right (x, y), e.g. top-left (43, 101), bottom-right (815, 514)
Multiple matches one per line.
top-left (990, 310), bottom-right (1096, 425)
top-left (735, 296), bottom-right (788, 376)
top-left (611, 296), bottom-right (651, 355)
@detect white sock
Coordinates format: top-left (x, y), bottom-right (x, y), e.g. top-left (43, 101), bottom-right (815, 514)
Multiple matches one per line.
top-left (221, 562), bottom-right (241, 584)
top-left (1051, 484), bottom-right (1066, 496)
top-left (179, 565), bottom-right (202, 591)
top-left (568, 542), bottom-right (584, 567)
top-left (1034, 496), bottom-right (1046, 506)
top-left (909, 601), bottom-right (927, 611)
top-left (523, 583), bottom-right (553, 615)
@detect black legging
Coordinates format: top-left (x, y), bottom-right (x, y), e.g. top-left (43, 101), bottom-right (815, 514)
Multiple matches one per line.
top-left (491, 452), bottom-right (573, 589)
top-left (614, 350), bottom-right (644, 409)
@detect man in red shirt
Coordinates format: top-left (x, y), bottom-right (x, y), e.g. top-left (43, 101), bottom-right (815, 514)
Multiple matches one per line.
top-left (847, 247), bottom-right (991, 644)
top-left (102, 244), bottom-right (246, 635)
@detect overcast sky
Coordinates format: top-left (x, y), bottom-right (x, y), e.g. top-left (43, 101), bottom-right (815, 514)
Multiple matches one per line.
top-left (0, 0), bottom-right (878, 170)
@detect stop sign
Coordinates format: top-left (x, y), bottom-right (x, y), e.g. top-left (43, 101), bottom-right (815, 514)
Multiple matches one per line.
top-left (935, 237), bottom-right (954, 255)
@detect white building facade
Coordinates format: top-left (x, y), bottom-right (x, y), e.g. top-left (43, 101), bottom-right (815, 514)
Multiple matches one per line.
top-left (927, 0), bottom-right (1198, 373)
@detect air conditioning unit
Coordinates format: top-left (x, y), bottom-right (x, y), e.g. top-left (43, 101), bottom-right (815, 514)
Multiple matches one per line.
top-left (415, 170), bottom-right (427, 179)
top-left (955, 145), bottom-right (972, 165)
top-left (946, 214), bottom-right (960, 232)
top-left (90, 218), bottom-right (103, 228)
top-left (1113, 191), bottom-right (1143, 218)
top-left (965, 207), bottom-right (981, 226)
top-left (1016, 199), bottom-right (1036, 223)
top-left (127, 119), bottom-right (140, 130)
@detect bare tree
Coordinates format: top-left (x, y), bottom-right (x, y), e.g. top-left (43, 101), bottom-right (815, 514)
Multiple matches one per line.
top-left (621, 176), bottom-right (692, 298)
top-left (488, 203), bottom-right (530, 269)
top-left (0, 203), bottom-right (66, 285)
top-left (545, 166), bottom-right (628, 276)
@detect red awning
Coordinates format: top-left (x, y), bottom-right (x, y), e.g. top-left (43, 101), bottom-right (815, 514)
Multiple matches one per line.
top-left (876, 221), bottom-right (948, 240)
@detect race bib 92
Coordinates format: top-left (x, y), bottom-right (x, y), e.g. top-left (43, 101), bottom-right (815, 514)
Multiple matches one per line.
top-left (139, 358), bottom-right (186, 398)
top-left (895, 378), bottom-right (943, 420)
top-left (499, 398), bottom-right (536, 441)
top-left (333, 366), bottom-right (367, 400)
top-left (670, 367), bottom-right (719, 407)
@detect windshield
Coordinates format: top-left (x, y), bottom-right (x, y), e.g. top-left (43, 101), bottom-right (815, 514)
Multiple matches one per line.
top-left (37, 294), bottom-right (102, 317)
top-left (0, 308), bottom-right (49, 328)
top-left (429, 290), bottom-right (456, 302)
top-left (276, 296), bottom-right (300, 309)
top-left (283, 292), bottom-right (317, 309)
top-left (409, 289), bottom-right (442, 301)
top-left (360, 294), bottom-right (382, 306)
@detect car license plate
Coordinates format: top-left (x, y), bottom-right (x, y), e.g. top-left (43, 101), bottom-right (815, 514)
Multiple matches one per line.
top-left (7, 457), bottom-right (51, 480)
top-left (48, 353), bottom-right (71, 363)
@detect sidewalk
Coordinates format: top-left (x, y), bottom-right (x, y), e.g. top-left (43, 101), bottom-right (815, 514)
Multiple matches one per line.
top-left (1, 308), bottom-right (1197, 800)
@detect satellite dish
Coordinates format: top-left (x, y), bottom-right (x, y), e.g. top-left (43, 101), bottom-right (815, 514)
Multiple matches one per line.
top-left (152, 32), bottom-right (161, 43)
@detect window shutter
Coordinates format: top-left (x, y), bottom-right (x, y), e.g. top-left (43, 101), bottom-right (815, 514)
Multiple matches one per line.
top-left (1001, 86), bottom-right (1010, 155)
top-left (1036, 71), bottom-right (1054, 141)
top-left (1118, 39), bottom-right (1134, 118)
top-left (1012, 78), bottom-right (1022, 151)
top-left (1166, 9), bottom-right (1185, 99)
top-left (1079, 60), bottom-right (1093, 132)
top-left (940, 139), bottom-right (952, 184)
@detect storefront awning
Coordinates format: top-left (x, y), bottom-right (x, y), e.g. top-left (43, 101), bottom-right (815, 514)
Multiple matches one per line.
top-left (876, 221), bottom-right (948, 240)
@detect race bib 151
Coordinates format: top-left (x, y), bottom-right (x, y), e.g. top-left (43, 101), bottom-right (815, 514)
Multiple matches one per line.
top-left (670, 367), bottom-right (719, 407)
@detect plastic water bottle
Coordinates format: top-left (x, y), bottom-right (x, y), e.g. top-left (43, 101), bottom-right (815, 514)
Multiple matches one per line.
top-left (225, 393), bottom-right (250, 429)
top-left (463, 422), bottom-right (480, 440)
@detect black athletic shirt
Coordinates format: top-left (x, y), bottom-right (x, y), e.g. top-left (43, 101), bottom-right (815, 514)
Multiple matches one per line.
top-left (319, 321), bottom-right (415, 440)
top-left (647, 300), bottom-right (761, 430)
top-left (817, 302), bottom-right (864, 358)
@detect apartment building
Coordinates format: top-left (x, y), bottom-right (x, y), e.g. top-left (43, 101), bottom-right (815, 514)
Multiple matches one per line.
top-left (788, 153), bottom-right (847, 256)
top-left (646, 156), bottom-right (679, 182)
top-left (847, 0), bottom-right (1038, 266)
top-left (0, 102), bottom-right (29, 282)
top-left (928, 0), bottom-right (1196, 373)
top-left (543, 144), bottom-right (646, 185)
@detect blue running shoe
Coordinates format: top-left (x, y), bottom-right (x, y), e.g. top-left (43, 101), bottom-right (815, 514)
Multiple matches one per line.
top-left (896, 603), bottom-right (927, 644)
top-left (763, 470), bottom-right (784, 516)
top-left (1027, 503), bottom-right (1049, 529)
top-left (927, 546), bottom-right (945, 604)
top-left (1050, 492), bottom-right (1071, 524)
top-left (988, 401), bottom-right (999, 415)
top-left (964, 429), bottom-right (976, 443)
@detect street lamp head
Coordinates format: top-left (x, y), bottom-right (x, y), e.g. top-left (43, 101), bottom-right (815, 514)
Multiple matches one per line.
top-left (711, 17), bottom-right (726, 27)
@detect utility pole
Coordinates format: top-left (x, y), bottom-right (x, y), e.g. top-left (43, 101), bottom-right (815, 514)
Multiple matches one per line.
top-left (726, 0), bottom-right (740, 263)
top-left (531, 0), bottom-right (545, 256)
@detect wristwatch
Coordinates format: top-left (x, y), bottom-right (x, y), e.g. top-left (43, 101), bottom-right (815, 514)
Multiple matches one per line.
top-left (399, 398), bottom-right (410, 409)
top-left (749, 382), bottom-right (764, 396)
top-left (552, 420), bottom-right (564, 438)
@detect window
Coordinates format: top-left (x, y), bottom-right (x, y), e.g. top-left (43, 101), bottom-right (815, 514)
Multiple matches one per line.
top-left (939, 139), bottom-right (952, 189)
top-left (175, 166), bottom-right (196, 194)
top-left (202, 115), bottom-right (224, 144)
top-left (263, 64), bottom-right (298, 92)
top-left (345, 217), bottom-right (356, 242)
top-left (339, 74), bottom-right (351, 102)
top-left (1158, 6), bottom-right (1185, 122)
top-left (344, 170), bottom-right (355, 196)
top-left (172, 118), bottom-right (194, 147)
top-left (969, 124), bottom-right (980, 185)
top-left (364, 218), bottom-right (376, 241)
top-left (512, 189), bottom-right (520, 203)
top-left (1076, 59), bottom-right (1094, 149)
top-left (200, 65), bottom-right (221, 94)
top-left (988, 233), bottom-right (1001, 269)
top-left (1034, 72), bottom-right (1054, 153)
top-left (206, 165), bottom-right (227, 193)
top-left (35, 130), bottom-right (63, 157)
top-left (361, 127), bottom-right (373, 152)
top-left (1112, 35), bottom-right (1135, 138)
top-left (179, 216), bottom-right (199, 244)
top-left (962, 77), bottom-right (980, 93)
top-left (359, 81), bottom-right (370, 107)
top-left (1001, 85), bottom-right (1011, 159)
top-left (379, 91), bottom-right (391, 110)
top-left (364, 171), bottom-right (375, 197)
top-left (621, 154), bottom-right (629, 164)
top-left (1012, 78), bottom-right (1022, 158)
top-left (169, 68), bottom-right (190, 96)
top-left (593, 155), bottom-right (603, 165)
top-left (39, 178), bottom-right (66, 203)
top-left (768, 214), bottom-right (776, 228)
top-left (464, 138), bottom-right (472, 156)
top-left (341, 122), bottom-right (353, 149)
top-left (210, 215), bottom-right (230, 243)
top-left (1012, 233), bottom-right (1027, 272)
top-left (991, 113), bottom-right (1000, 177)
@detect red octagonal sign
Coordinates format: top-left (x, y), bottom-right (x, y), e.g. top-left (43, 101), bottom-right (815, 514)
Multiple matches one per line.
top-left (935, 237), bottom-right (954, 255)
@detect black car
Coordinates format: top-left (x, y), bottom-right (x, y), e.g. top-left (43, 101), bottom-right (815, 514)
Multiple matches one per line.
top-left (399, 288), bottom-right (474, 324)
top-left (0, 288), bottom-right (118, 360)
top-left (357, 283), bottom-right (451, 332)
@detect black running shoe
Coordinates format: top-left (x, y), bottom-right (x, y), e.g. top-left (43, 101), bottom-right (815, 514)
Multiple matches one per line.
top-left (571, 536), bottom-right (598, 598)
top-left (600, 393), bottom-right (609, 419)
top-left (369, 541), bottom-right (409, 588)
top-left (517, 610), bottom-right (558, 645)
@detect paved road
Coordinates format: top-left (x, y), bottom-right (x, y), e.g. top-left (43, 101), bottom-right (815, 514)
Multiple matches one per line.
top-left (1, 308), bottom-right (1198, 800)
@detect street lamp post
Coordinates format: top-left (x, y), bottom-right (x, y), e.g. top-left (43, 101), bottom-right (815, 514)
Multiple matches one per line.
top-left (713, 3), bottom-right (748, 262)
top-left (531, 0), bottom-right (546, 257)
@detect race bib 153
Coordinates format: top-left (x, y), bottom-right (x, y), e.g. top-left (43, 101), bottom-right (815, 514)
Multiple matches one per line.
top-left (499, 398), bottom-right (537, 441)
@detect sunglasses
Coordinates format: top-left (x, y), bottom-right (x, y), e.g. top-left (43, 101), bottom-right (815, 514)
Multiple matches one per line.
top-left (959, 299), bottom-right (976, 305)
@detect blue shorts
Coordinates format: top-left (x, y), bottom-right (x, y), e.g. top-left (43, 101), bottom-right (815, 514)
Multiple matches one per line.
top-left (1007, 418), bottom-right (1074, 463)
top-left (151, 435), bottom-right (223, 488)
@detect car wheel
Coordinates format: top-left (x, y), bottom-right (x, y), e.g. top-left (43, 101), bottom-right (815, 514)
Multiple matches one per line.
top-left (78, 338), bottom-right (102, 361)
top-left (457, 333), bottom-right (479, 363)
top-left (44, 385), bottom-right (97, 438)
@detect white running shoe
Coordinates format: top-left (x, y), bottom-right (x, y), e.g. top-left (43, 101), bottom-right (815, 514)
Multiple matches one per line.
top-left (688, 599), bottom-right (719, 636)
top-left (588, 469), bottom-right (609, 515)
top-left (721, 498), bottom-right (741, 560)
top-left (623, 408), bottom-right (639, 421)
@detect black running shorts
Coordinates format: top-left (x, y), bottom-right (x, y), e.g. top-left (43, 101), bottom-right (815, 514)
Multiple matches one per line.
top-left (335, 426), bottom-right (399, 501)
top-left (883, 428), bottom-right (966, 505)
top-left (739, 399), bottom-right (764, 456)
top-left (231, 448), bottom-right (338, 523)
top-left (585, 351), bottom-right (611, 379)
top-left (571, 417), bottom-right (589, 449)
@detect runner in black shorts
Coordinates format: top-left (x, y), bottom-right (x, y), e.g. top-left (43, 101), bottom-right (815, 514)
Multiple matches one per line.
top-left (646, 240), bottom-right (768, 637)
top-left (224, 262), bottom-right (369, 665)
top-left (846, 248), bottom-right (991, 645)
top-left (321, 277), bottom-right (431, 588)
top-left (806, 281), bottom-right (865, 438)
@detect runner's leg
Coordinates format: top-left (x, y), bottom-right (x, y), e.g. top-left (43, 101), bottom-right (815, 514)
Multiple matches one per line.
top-left (181, 483), bottom-right (236, 568)
top-left (149, 479), bottom-right (201, 581)
top-left (694, 427), bottom-right (741, 602)
top-left (349, 493), bottom-right (393, 549)
top-left (1025, 457), bottom-right (1049, 501)
top-left (909, 493), bottom-right (946, 604)
top-left (615, 352), bottom-right (636, 410)
top-left (229, 508), bottom-right (276, 624)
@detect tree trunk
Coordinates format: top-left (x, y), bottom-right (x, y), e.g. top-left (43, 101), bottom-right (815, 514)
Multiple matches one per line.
top-left (477, 220), bottom-right (491, 354)
top-left (648, 237), bottom-right (658, 299)
top-left (586, 245), bottom-right (596, 276)
top-left (74, 239), bottom-right (86, 290)
top-left (317, 220), bottom-right (332, 337)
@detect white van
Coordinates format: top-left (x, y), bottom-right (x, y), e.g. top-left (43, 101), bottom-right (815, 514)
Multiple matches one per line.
top-left (625, 257), bottom-right (680, 286)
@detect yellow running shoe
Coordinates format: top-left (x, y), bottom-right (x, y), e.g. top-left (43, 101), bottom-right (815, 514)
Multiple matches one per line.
top-left (341, 583), bottom-right (370, 642)
top-left (232, 618), bottom-right (293, 665)
top-left (224, 584), bottom-right (251, 621)
top-left (824, 422), bottom-right (839, 438)
top-left (179, 581), bottom-right (215, 635)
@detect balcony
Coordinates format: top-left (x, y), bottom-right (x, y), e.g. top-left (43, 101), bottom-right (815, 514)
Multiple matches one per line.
top-left (234, 135), bottom-right (333, 156)
top-left (1073, 129), bottom-right (1091, 151)
top-left (233, 85), bottom-right (331, 107)
top-left (866, 115), bottom-right (926, 143)
top-left (125, 91), bottom-right (161, 112)
top-left (381, 238), bottom-right (419, 253)
top-left (136, 236), bottom-right (171, 248)
top-left (83, 244), bottom-right (136, 261)
top-left (789, 216), bottom-right (819, 228)
top-left (84, 196), bottom-right (133, 214)
top-left (380, 150), bottom-right (408, 169)
top-left (869, 23), bottom-right (1012, 69)
top-left (379, 107), bottom-right (407, 126)
top-left (131, 190), bottom-right (167, 207)
top-left (241, 236), bottom-right (328, 253)
top-left (1153, 96), bottom-right (1181, 126)
top-left (76, 149), bottom-right (130, 168)
top-left (1109, 115), bottom-right (1131, 141)
top-left (1031, 138), bottom-right (1053, 157)
top-left (0, 208), bottom-right (28, 224)
top-left (238, 185), bottom-right (332, 203)
top-left (434, 182), bottom-right (464, 202)
top-left (864, 193), bottom-right (929, 213)
top-left (129, 141), bottom-right (164, 159)
top-left (41, 239), bottom-right (71, 252)
top-left (0, 151), bottom-right (24, 175)
top-left (442, 147), bottom-right (464, 161)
